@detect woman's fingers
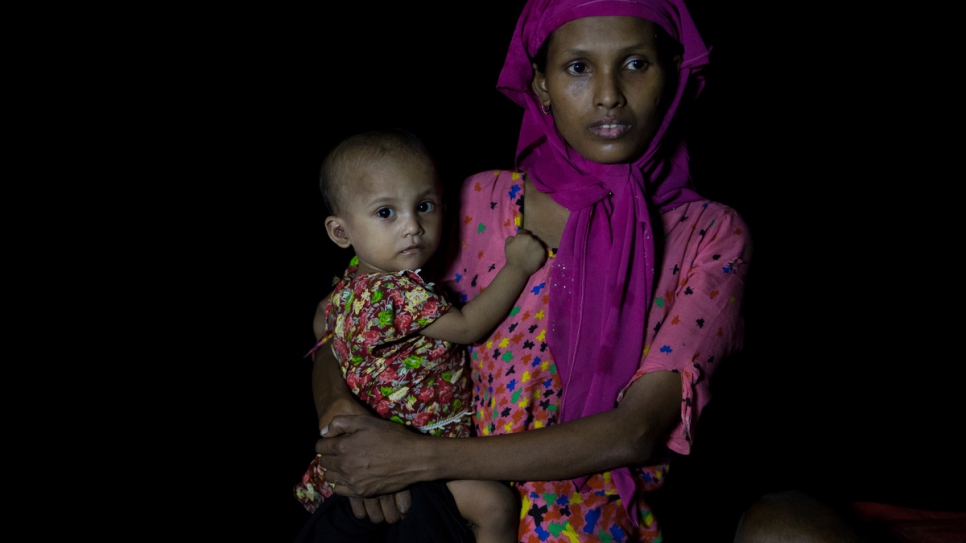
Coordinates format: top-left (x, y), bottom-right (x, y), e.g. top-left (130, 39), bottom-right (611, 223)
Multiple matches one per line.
top-left (343, 493), bottom-right (408, 524)
top-left (379, 493), bottom-right (403, 524)
top-left (318, 416), bottom-right (352, 439)
top-left (314, 415), bottom-right (422, 498)
top-left (394, 489), bottom-right (412, 518)
top-left (344, 495), bottom-right (387, 523)
top-left (316, 413), bottom-right (365, 445)
top-left (363, 497), bottom-right (387, 523)
top-left (348, 497), bottom-right (369, 520)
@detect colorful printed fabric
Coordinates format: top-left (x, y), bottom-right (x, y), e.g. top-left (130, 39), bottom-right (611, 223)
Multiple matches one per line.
top-left (443, 170), bottom-right (751, 543)
top-left (294, 259), bottom-right (473, 513)
top-left (496, 0), bottom-right (711, 455)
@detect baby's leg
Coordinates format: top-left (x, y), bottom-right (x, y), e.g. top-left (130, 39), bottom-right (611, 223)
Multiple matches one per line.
top-left (446, 479), bottom-right (519, 543)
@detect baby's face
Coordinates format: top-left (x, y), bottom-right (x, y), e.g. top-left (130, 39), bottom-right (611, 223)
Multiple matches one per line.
top-left (339, 154), bottom-right (443, 275)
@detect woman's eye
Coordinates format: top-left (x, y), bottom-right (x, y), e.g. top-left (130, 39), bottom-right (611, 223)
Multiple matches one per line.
top-left (417, 201), bottom-right (436, 213)
top-left (566, 62), bottom-right (587, 75)
top-left (376, 207), bottom-right (395, 219)
top-left (626, 59), bottom-right (649, 71)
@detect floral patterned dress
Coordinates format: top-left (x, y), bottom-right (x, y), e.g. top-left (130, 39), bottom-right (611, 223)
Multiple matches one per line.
top-left (443, 170), bottom-right (751, 543)
top-left (294, 259), bottom-right (473, 513)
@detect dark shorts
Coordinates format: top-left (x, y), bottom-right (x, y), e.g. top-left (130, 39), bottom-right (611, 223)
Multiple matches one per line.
top-left (293, 480), bottom-right (475, 543)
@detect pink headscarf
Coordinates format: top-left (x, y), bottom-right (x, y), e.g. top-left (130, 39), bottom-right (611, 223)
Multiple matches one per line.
top-left (497, 0), bottom-right (710, 524)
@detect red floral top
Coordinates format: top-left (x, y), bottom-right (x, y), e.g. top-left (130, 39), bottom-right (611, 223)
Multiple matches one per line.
top-left (294, 259), bottom-right (473, 513)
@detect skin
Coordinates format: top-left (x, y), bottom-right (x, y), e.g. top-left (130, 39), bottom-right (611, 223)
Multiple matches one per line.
top-left (325, 152), bottom-right (443, 275)
top-left (312, 16), bottom-right (684, 526)
top-left (532, 17), bottom-right (680, 165)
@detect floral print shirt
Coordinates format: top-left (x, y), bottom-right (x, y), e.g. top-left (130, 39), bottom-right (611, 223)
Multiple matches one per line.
top-left (443, 170), bottom-right (752, 543)
top-left (294, 259), bottom-right (473, 513)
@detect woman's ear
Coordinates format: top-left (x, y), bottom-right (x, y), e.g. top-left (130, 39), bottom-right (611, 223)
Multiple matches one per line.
top-left (531, 62), bottom-right (551, 108)
top-left (325, 216), bottom-right (352, 249)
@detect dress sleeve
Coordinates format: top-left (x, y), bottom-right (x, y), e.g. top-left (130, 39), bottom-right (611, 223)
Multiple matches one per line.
top-left (619, 202), bottom-right (753, 455)
top-left (362, 272), bottom-right (452, 345)
top-left (442, 170), bottom-right (522, 304)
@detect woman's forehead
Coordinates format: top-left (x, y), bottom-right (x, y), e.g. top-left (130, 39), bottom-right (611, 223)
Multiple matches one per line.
top-left (531, 0), bottom-right (677, 55)
top-left (546, 16), bottom-right (661, 54)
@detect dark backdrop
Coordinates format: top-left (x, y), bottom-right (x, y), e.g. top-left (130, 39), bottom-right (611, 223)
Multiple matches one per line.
top-left (192, 2), bottom-right (963, 541)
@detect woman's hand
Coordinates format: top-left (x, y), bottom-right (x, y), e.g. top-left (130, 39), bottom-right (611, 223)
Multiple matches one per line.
top-left (345, 491), bottom-right (413, 524)
top-left (316, 415), bottom-right (429, 499)
top-left (317, 390), bottom-right (415, 522)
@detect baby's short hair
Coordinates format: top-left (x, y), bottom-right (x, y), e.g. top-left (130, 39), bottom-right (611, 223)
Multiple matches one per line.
top-left (320, 127), bottom-right (434, 215)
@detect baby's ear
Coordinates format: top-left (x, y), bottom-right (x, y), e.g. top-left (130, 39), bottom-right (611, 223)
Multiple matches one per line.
top-left (325, 216), bottom-right (352, 249)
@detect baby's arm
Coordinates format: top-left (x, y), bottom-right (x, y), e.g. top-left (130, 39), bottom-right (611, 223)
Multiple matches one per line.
top-left (421, 228), bottom-right (545, 345)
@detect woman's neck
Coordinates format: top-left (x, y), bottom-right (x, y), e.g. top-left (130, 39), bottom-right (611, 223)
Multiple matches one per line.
top-left (523, 175), bottom-right (569, 250)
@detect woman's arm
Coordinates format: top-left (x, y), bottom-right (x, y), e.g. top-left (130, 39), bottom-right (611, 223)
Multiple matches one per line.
top-left (316, 203), bottom-right (752, 499)
top-left (317, 369), bottom-right (681, 498)
top-left (310, 299), bottom-right (413, 523)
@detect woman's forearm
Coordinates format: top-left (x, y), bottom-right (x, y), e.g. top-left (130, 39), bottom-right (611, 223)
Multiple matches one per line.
top-left (429, 370), bottom-right (682, 482)
top-left (319, 370), bottom-right (682, 498)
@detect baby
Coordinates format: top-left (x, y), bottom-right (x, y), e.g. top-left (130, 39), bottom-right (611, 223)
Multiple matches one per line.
top-left (294, 128), bottom-right (546, 543)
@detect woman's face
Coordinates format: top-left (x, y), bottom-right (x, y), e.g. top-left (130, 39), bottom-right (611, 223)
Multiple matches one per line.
top-left (532, 16), bottom-right (679, 164)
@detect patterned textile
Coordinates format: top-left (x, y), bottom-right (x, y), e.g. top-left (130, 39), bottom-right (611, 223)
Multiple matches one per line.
top-left (496, 0), bottom-right (711, 452)
top-left (294, 260), bottom-right (472, 513)
top-left (443, 170), bottom-right (751, 542)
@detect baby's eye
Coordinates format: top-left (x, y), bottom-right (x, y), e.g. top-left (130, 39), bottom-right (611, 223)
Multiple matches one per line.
top-left (417, 201), bottom-right (436, 213)
top-left (376, 207), bottom-right (395, 219)
top-left (566, 61), bottom-right (587, 75)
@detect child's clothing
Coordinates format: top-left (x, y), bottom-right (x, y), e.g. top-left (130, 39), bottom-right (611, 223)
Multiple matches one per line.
top-left (294, 257), bottom-right (473, 513)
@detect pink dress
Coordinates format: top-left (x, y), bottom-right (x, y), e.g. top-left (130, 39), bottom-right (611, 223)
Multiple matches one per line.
top-left (294, 260), bottom-right (472, 513)
top-left (443, 170), bottom-right (751, 543)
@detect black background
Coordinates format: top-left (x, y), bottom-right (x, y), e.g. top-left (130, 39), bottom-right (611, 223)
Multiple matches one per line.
top-left (171, 2), bottom-right (963, 540)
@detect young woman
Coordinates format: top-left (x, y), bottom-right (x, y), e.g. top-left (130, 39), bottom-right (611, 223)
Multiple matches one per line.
top-left (306, 1), bottom-right (752, 541)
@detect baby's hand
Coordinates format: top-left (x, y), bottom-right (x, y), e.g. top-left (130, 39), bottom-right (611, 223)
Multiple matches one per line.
top-left (504, 228), bottom-right (547, 275)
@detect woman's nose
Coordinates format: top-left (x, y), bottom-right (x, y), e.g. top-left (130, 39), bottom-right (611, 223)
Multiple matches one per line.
top-left (594, 71), bottom-right (625, 109)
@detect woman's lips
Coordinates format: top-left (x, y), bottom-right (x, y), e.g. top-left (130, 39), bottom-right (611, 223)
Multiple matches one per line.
top-left (589, 121), bottom-right (630, 139)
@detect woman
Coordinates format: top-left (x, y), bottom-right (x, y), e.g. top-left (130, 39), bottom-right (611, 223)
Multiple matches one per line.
top-left (309, 0), bottom-right (751, 540)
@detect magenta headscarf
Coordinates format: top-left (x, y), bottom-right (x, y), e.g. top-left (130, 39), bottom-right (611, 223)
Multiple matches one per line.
top-left (497, 0), bottom-right (710, 524)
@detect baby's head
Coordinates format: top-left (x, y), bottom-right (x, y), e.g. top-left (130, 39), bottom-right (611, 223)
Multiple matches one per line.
top-left (320, 128), bottom-right (444, 275)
